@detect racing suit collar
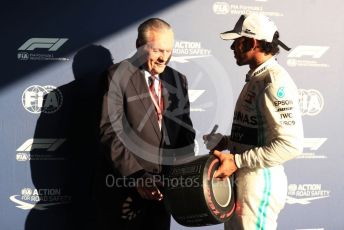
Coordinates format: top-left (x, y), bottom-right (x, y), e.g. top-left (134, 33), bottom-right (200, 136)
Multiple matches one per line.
top-left (245, 56), bottom-right (277, 82)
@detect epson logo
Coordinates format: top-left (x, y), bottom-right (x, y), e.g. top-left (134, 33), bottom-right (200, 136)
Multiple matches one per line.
top-left (274, 100), bottom-right (293, 107)
top-left (18, 38), bottom-right (68, 51)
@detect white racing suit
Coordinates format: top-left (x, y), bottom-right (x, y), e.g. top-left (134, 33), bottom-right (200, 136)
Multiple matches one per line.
top-left (225, 57), bottom-right (303, 230)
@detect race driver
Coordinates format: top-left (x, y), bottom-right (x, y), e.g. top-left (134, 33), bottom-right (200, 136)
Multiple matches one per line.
top-left (204, 14), bottom-right (304, 230)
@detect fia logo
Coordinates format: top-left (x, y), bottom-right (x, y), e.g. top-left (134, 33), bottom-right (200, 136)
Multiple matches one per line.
top-left (298, 89), bottom-right (324, 116)
top-left (22, 85), bottom-right (63, 114)
top-left (212, 2), bottom-right (230, 15)
top-left (17, 52), bottom-right (29, 61)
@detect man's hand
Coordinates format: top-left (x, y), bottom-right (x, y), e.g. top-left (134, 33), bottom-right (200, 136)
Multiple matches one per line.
top-left (203, 133), bottom-right (227, 151)
top-left (136, 172), bottom-right (163, 201)
top-left (213, 150), bottom-right (238, 178)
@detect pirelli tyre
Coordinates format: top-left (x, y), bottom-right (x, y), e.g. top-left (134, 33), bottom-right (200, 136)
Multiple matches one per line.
top-left (164, 154), bottom-right (235, 226)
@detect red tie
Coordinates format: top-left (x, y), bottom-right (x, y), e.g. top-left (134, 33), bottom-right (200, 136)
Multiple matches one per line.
top-left (148, 76), bottom-right (159, 104)
top-left (148, 76), bottom-right (164, 126)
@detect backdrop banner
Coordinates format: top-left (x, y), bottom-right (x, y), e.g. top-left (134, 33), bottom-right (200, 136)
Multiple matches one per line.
top-left (1, 0), bottom-right (343, 229)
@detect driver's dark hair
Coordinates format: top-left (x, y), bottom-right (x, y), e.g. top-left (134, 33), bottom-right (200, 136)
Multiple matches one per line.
top-left (258, 31), bottom-right (280, 55)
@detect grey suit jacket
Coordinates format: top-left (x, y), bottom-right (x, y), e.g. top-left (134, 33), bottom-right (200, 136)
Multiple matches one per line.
top-left (100, 53), bottom-right (195, 177)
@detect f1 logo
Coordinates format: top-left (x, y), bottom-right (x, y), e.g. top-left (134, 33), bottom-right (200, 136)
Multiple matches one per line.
top-left (303, 138), bottom-right (327, 150)
top-left (18, 38), bottom-right (68, 51)
top-left (288, 46), bottom-right (329, 59)
top-left (17, 138), bottom-right (66, 152)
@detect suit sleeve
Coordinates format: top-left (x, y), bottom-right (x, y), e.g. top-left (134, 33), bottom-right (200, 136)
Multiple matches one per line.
top-left (99, 67), bottom-right (144, 177)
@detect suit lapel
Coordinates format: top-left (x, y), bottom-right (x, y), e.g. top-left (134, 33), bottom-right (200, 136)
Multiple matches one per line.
top-left (160, 69), bottom-right (172, 114)
top-left (129, 69), bottom-right (162, 139)
top-left (161, 82), bottom-right (170, 115)
top-left (159, 69), bottom-right (174, 147)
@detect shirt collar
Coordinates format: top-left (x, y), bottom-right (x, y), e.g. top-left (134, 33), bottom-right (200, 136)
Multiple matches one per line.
top-left (245, 56), bottom-right (277, 82)
top-left (143, 70), bottom-right (159, 85)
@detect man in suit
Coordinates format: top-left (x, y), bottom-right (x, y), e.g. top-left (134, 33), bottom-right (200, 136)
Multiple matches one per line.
top-left (98, 18), bottom-right (195, 230)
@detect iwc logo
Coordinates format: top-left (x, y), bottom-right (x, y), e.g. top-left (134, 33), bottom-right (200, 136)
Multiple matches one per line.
top-left (22, 85), bottom-right (63, 114)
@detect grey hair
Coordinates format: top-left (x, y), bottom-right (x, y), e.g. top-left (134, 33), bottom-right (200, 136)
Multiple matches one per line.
top-left (136, 18), bottom-right (172, 48)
